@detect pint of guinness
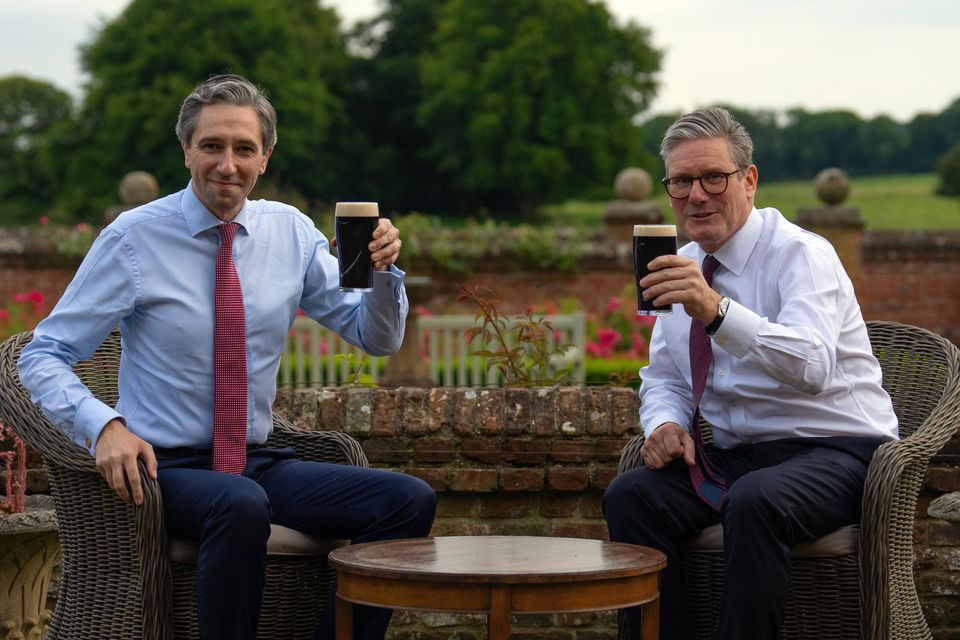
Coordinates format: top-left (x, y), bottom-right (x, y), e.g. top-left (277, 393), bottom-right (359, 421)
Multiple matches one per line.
top-left (633, 224), bottom-right (677, 315)
top-left (335, 202), bottom-right (380, 292)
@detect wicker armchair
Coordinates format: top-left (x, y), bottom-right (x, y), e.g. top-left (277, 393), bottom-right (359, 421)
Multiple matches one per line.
top-left (616, 320), bottom-right (960, 640)
top-left (0, 330), bottom-right (368, 640)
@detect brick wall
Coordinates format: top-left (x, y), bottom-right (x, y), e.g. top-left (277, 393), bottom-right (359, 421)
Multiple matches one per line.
top-left (273, 385), bottom-right (635, 639)
top-left (273, 386), bottom-right (960, 640)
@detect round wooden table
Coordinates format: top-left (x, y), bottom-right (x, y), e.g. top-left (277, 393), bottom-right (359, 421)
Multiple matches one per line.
top-left (328, 535), bottom-right (666, 639)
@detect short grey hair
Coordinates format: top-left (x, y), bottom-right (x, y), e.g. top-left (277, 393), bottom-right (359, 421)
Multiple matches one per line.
top-left (175, 74), bottom-right (278, 150)
top-left (660, 107), bottom-right (753, 170)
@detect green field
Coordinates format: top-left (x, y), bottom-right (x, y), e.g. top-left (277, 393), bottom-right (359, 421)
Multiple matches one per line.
top-left (542, 174), bottom-right (960, 231)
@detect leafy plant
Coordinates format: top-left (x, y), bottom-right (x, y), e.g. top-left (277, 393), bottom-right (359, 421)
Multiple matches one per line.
top-left (457, 284), bottom-right (574, 387)
top-left (0, 421), bottom-right (27, 515)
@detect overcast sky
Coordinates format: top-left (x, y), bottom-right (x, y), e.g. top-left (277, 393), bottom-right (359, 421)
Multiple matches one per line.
top-left (2, 0), bottom-right (957, 122)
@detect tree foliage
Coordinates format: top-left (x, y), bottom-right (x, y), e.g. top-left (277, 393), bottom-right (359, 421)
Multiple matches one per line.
top-left (415, 0), bottom-right (661, 216)
top-left (936, 143), bottom-right (960, 196)
top-left (0, 77), bottom-right (73, 222)
top-left (55, 0), bottom-right (348, 221)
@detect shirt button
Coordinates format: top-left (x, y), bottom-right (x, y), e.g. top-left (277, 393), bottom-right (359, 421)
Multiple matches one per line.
top-left (85, 438), bottom-right (91, 448)
top-left (718, 369), bottom-right (726, 376)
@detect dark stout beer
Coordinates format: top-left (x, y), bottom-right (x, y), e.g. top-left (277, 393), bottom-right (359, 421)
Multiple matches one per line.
top-left (633, 224), bottom-right (677, 315)
top-left (335, 202), bottom-right (379, 292)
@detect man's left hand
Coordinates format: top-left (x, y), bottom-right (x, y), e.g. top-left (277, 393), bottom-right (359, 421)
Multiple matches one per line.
top-left (370, 218), bottom-right (402, 271)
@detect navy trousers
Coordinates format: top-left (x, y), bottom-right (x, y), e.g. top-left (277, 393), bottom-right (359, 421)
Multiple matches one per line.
top-left (603, 436), bottom-right (882, 640)
top-left (156, 447), bottom-right (437, 640)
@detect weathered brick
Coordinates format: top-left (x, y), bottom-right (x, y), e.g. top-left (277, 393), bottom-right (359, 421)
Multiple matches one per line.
top-left (596, 438), bottom-right (629, 467)
top-left (504, 388), bottom-right (534, 436)
top-left (500, 469), bottom-right (545, 492)
top-left (427, 387), bottom-right (455, 431)
top-left (362, 438), bottom-right (407, 465)
top-left (503, 439), bottom-right (550, 465)
top-left (272, 387), bottom-right (293, 421)
top-left (477, 389), bottom-right (504, 435)
top-left (585, 387), bottom-right (611, 436)
top-left (540, 495), bottom-right (584, 518)
top-left (436, 494), bottom-right (479, 517)
top-left (462, 438), bottom-right (501, 464)
top-left (477, 493), bottom-right (537, 517)
top-left (292, 387), bottom-right (319, 428)
top-left (550, 440), bottom-right (596, 463)
top-left (926, 466), bottom-right (960, 492)
top-left (317, 388), bottom-right (343, 431)
top-left (412, 438), bottom-right (456, 463)
top-left (554, 386), bottom-right (581, 436)
top-left (552, 521), bottom-right (609, 540)
top-left (548, 467), bottom-right (590, 491)
top-left (534, 387), bottom-right (559, 436)
top-left (399, 387), bottom-right (431, 435)
top-left (370, 388), bottom-right (399, 436)
top-left (341, 386), bottom-right (373, 435)
top-left (928, 521), bottom-right (960, 546)
top-left (592, 467), bottom-right (618, 490)
top-left (405, 467), bottom-right (448, 492)
top-left (453, 388), bottom-right (482, 436)
top-left (449, 468), bottom-right (499, 492)
top-left (609, 386), bottom-right (640, 436)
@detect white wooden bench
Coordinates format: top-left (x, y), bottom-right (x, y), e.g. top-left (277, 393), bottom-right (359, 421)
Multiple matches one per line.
top-left (279, 312), bottom-right (586, 388)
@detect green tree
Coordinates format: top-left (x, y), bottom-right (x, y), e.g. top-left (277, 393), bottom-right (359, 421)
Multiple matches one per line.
top-left (339, 0), bottom-right (445, 212)
top-left (416, 0), bottom-right (661, 216)
top-left (0, 76), bottom-right (73, 223)
top-left (57, 0), bottom-right (348, 221)
top-left (935, 142), bottom-right (960, 196)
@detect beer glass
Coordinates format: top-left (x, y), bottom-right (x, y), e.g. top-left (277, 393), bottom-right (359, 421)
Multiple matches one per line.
top-left (334, 202), bottom-right (379, 292)
top-left (633, 224), bottom-right (677, 315)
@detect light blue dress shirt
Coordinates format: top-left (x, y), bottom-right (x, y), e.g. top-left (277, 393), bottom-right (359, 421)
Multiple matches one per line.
top-left (18, 183), bottom-right (408, 454)
top-left (640, 207), bottom-right (898, 447)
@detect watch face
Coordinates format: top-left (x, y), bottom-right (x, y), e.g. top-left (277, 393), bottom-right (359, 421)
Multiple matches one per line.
top-left (719, 297), bottom-right (730, 317)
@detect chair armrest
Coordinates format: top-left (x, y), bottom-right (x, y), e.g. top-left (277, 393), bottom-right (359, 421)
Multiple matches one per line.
top-left (266, 413), bottom-right (368, 468)
top-left (617, 433), bottom-right (646, 475)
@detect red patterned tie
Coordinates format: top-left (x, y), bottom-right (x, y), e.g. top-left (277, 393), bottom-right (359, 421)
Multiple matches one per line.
top-left (213, 223), bottom-right (247, 474)
top-left (688, 254), bottom-right (728, 510)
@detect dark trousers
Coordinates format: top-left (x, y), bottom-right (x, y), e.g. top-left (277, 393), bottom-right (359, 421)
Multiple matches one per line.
top-left (156, 447), bottom-right (437, 640)
top-left (602, 436), bottom-right (882, 640)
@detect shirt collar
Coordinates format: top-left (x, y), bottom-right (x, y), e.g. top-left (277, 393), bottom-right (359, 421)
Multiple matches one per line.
top-left (701, 207), bottom-right (761, 276)
top-left (181, 180), bottom-right (253, 238)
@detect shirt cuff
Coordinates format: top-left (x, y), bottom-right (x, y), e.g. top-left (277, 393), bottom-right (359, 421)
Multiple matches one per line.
top-left (75, 396), bottom-right (123, 455)
top-left (710, 299), bottom-right (762, 358)
top-left (370, 265), bottom-right (406, 300)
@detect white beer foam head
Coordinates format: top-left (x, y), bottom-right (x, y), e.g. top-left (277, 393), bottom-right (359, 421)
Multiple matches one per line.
top-left (335, 202), bottom-right (379, 217)
top-left (633, 224), bottom-right (676, 237)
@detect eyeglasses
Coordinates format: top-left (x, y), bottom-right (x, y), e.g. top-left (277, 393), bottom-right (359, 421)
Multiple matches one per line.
top-left (660, 167), bottom-right (745, 199)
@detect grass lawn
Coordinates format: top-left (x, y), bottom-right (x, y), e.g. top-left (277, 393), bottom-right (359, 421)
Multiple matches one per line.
top-left (541, 173), bottom-right (960, 231)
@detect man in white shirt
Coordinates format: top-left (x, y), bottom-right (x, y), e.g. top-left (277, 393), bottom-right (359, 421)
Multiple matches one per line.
top-left (603, 107), bottom-right (897, 640)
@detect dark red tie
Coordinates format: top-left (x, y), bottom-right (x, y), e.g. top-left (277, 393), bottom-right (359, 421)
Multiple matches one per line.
top-left (213, 223), bottom-right (247, 474)
top-left (688, 254), bottom-right (727, 510)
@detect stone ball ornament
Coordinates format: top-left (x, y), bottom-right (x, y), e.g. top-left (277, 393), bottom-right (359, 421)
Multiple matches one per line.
top-left (119, 171), bottom-right (160, 205)
top-left (815, 167), bottom-right (850, 205)
top-left (614, 168), bottom-right (652, 201)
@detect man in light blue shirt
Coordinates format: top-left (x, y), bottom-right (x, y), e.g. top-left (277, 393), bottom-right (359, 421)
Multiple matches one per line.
top-left (18, 74), bottom-right (436, 640)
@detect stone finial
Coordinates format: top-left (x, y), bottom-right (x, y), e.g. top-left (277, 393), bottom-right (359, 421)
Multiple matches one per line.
top-left (119, 171), bottom-right (160, 205)
top-left (104, 171), bottom-right (160, 224)
top-left (815, 167), bottom-right (850, 205)
top-left (614, 168), bottom-right (652, 201)
top-left (604, 167), bottom-right (663, 239)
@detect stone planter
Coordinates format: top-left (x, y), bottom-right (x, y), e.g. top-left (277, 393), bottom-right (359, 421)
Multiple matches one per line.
top-left (0, 496), bottom-right (59, 640)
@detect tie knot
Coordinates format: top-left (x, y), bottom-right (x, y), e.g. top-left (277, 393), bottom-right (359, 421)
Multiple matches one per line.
top-left (701, 254), bottom-right (721, 286)
top-left (218, 223), bottom-right (239, 247)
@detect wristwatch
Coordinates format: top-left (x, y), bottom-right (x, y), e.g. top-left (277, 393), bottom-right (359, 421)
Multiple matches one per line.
top-left (705, 296), bottom-right (730, 336)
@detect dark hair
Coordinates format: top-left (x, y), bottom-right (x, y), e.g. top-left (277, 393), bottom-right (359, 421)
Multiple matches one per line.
top-left (175, 74), bottom-right (278, 149)
top-left (660, 107), bottom-right (753, 169)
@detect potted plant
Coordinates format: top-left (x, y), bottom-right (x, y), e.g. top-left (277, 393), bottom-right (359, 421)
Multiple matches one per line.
top-left (0, 420), bottom-right (59, 640)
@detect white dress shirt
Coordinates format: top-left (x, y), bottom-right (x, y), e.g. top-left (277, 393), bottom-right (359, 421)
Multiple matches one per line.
top-left (639, 207), bottom-right (898, 448)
